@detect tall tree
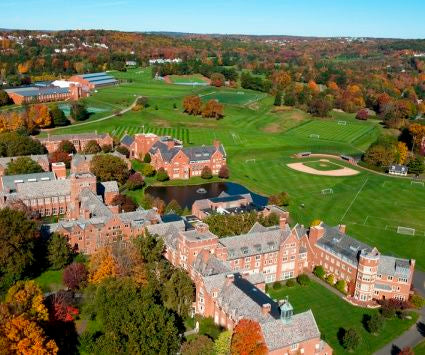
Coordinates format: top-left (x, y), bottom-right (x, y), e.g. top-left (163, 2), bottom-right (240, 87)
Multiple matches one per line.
top-left (214, 330), bottom-right (232, 355)
top-left (90, 154), bottom-right (130, 184)
top-left (230, 319), bottom-right (268, 355)
top-left (83, 140), bottom-right (101, 154)
top-left (163, 269), bottom-right (194, 317)
top-left (47, 234), bottom-right (72, 270)
top-left (183, 95), bottom-right (202, 115)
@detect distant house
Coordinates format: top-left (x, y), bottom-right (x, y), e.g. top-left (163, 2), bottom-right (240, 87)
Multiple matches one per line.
top-left (388, 164), bottom-right (408, 176)
top-left (67, 72), bottom-right (118, 91)
top-left (125, 60), bottom-right (137, 67)
top-left (4, 84), bottom-right (83, 105)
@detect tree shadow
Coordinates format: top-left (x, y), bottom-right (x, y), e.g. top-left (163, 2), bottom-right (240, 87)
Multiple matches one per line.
top-left (337, 327), bottom-right (346, 346)
top-left (391, 344), bottom-right (401, 355)
top-left (417, 321), bottom-right (425, 336)
top-left (362, 314), bottom-right (371, 332)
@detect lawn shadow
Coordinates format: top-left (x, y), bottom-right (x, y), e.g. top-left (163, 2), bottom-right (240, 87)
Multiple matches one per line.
top-left (417, 321), bottom-right (425, 336)
top-left (337, 327), bottom-right (346, 346)
top-left (362, 314), bottom-right (371, 332)
top-left (391, 345), bottom-right (401, 355)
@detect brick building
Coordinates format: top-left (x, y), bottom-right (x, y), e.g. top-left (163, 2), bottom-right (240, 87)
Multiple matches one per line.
top-left (192, 191), bottom-right (287, 220)
top-left (67, 72), bottom-right (118, 91)
top-left (0, 155), bottom-right (49, 176)
top-left (122, 133), bottom-right (226, 179)
top-left (4, 84), bottom-right (84, 105)
top-left (38, 132), bottom-right (114, 154)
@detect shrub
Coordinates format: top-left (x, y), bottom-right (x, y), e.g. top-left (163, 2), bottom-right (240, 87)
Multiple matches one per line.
top-left (141, 163), bottom-right (155, 177)
top-left (356, 108), bottom-right (369, 120)
top-left (272, 282), bottom-right (282, 290)
top-left (286, 279), bottom-right (296, 287)
top-left (342, 328), bottom-right (361, 351)
top-left (335, 280), bottom-right (346, 294)
top-left (313, 265), bottom-right (326, 279)
top-left (83, 140), bottom-right (101, 154)
top-left (143, 153), bottom-right (151, 163)
top-left (173, 103), bottom-right (177, 109)
top-left (410, 293), bottom-right (425, 308)
top-left (268, 191), bottom-right (290, 206)
top-left (125, 172), bottom-right (144, 190)
top-left (297, 274), bottom-right (310, 286)
top-left (218, 165), bottom-right (229, 179)
top-left (156, 167), bottom-right (169, 182)
top-left (381, 302), bottom-right (396, 318)
top-left (63, 262), bottom-right (88, 290)
top-left (325, 274), bottom-right (335, 285)
top-left (201, 166), bottom-right (213, 179)
top-left (58, 140), bottom-right (76, 154)
top-left (366, 313), bottom-right (384, 334)
top-left (101, 144), bottom-right (112, 153)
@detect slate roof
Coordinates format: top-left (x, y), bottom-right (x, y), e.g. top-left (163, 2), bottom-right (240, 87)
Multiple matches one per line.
top-left (2, 172), bottom-right (56, 193)
top-left (389, 164), bottom-right (408, 173)
top-left (100, 181), bottom-right (119, 193)
top-left (181, 228), bottom-right (218, 242)
top-left (260, 310), bottom-right (321, 351)
top-left (0, 155), bottom-right (48, 169)
top-left (15, 179), bottom-right (70, 199)
top-left (39, 133), bottom-right (110, 142)
top-left (316, 224), bottom-right (373, 266)
top-left (79, 189), bottom-right (112, 218)
top-left (219, 225), bottom-right (289, 260)
top-left (193, 252), bottom-right (231, 277)
top-left (120, 134), bottom-right (134, 146)
top-left (378, 255), bottom-right (411, 278)
top-left (5, 86), bottom-right (69, 97)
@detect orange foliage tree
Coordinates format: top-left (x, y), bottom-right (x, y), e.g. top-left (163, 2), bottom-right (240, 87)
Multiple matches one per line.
top-left (271, 70), bottom-right (291, 90)
top-left (230, 319), bottom-right (268, 355)
top-left (409, 123), bottom-right (425, 150)
top-left (202, 100), bottom-right (224, 119)
top-left (88, 247), bottom-right (119, 283)
top-left (183, 95), bottom-right (202, 115)
top-left (28, 104), bottom-right (52, 128)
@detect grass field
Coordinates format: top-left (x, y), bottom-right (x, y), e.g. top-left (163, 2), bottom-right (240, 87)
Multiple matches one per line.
top-left (168, 74), bottom-right (208, 84)
top-left (34, 269), bottom-right (64, 293)
top-left (268, 281), bottom-right (418, 355)
top-left (43, 67), bottom-right (425, 271)
top-left (200, 89), bottom-right (266, 105)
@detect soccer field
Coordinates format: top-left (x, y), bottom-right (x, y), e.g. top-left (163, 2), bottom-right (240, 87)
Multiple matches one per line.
top-left (200, 90), bottom-right (266, 105)
top-left (168, 74), bottom-right (208, 84)
top-left (289, 119), bottom-right (377, 144)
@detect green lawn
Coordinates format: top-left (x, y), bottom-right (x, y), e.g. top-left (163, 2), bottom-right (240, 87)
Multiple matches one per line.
top-left (303, 160), bottom-right (345, 171)
top-left (268, 281), bottom-right (418, 355)
top-left (168, 74), bottom-right (208, 84)
top-left (34, 269), bottom-right (64, 293)
top-left (200, 89), bottom-right (266, 105)
top-left (414, 340), bottom-right (425, 354)
top-left (41, 67), bottom-right (425, 270)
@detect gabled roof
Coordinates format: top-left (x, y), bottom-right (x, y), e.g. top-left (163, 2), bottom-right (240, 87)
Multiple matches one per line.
top-left (120, 134), bottom-right (134, 146)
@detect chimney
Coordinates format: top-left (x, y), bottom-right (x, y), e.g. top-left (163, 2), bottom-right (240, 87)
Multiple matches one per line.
top-left (262, 303), bottom-right (271, 315)
top-left (226, 274), bottom-right (234, 286)
top-left (279, 216), bottom-right (287, 229)
top-left (195, 222), bottom-right (209, 234)
top-left (309, 224), bottom-right (325, 245)
top-left (338, 224), bottom-right (346, 234)
top-left (51, 162), bottom-right (66, 180)
top-left (213, 139), bottom-right (220, 149)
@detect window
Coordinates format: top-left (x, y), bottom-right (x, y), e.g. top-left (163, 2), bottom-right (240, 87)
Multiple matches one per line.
top-left (290, 343), bottom-right (298, 351)
top-left (388, 276), bottom-right (393, 281)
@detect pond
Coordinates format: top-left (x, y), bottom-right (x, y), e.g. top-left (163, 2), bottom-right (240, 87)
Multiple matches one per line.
top-left (145, 182), bottom-right (268, 209)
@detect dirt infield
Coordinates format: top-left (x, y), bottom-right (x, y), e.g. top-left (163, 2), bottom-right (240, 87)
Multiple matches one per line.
top-left (287, 161), bottom-right (359, 176)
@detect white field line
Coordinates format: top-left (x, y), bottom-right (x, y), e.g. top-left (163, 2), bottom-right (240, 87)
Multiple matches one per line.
top-left (340, 177), bottom-right (369, 221)
top-left (198, 91), bottom-right (216, 98)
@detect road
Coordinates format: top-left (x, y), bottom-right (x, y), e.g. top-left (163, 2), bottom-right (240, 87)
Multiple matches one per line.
top-left (374, 270), bottom-right (425, 354)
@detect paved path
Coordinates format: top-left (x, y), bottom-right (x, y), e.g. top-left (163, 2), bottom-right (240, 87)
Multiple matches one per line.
top-left (414, 270), bottom-right (425, 297)
top-left (41, 96), bottom-right (142, 132)
top-left (374, 307), bottom-right (425, 355)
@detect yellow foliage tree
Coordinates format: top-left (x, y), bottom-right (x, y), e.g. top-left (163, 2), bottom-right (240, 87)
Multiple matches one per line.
top-left (409, 123), bottom-right (425, 149)
top-left (5, 281), bottom-right (49, 322)
top-left (89, 247), bottom-right (119, 283)
top-left (28, 104), bottom-right (52, 128)
top-left (2, 315), bottom-right (58, 355)
top-left (396, 142), bottom-right (409, 165)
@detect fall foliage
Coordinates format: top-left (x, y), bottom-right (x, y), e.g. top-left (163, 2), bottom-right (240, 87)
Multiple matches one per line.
top-left (183, 95), bottom-right (202, 115)
top-left (230, 319), bottom-right (268, 355)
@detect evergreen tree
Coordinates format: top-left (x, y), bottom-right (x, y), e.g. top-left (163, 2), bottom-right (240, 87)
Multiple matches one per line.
top-left (274, 90), bottom-right (282, 106)
top-left (47, 233), bottom-right (72, 270)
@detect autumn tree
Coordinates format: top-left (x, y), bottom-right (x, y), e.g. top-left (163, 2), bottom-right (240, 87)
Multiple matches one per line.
top-left (364, 143), bottom-right (396, 168)
top-left (218, 165), bottom-right (230, 179)
top-left (202, 99), bottom-right (224, 119)
top-left (28, 104), bottom-right (52, 128)
top-left (90, 154), bottom-right (130, 184)
top-left (125, 172), bottom-right (144, 190)
top-left (49, 150), bottom-right (72, 168)
top-left (271, 70), bottom-right (291, 90)
top-left (408, 156), bottom-right (425, 176)
top-left (88, 247), bottom-right (119, 284)
top-left (63, 262), bottom-right (88, 290)
top-left (47, 234), bottom-right (72, 270)
top-left (0, 89), bottom-right (12, 106)
top-left (111, 194), bottom-right (137, 212)
top-left (268, 191), bottom-right (290, 206)
top-left (5, 156), bottom-right (43, 175)
top-left (210, 72), bottom-right (226, 87)
top-left (230, 319), bottom-right (268, 355)
top-left (356, 108), bottom-right (369, 120)
top-left (396, 142), bottom-right (409, 165)
top-left (57, 140), bottom-right (76, 154)
top-left (214, 330), bottom-right (232, 355)
top-left (84, 140), bottom-right (102, 154)
top-left (201, 166), bottom-right (213, 179)
top-left (181, 335), bottom-right (214, 355)
top-left (183, 95), bottom-right (202, 115)
top-left (409, 123), bottom-right (425, 152)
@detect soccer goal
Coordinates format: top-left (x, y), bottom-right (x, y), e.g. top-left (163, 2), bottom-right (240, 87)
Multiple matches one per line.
top-left (245, 159), bottom-right (256, 164)
top-left (309, 134), bottom-right (320, 139)
top-left (397, 226), bottom-right (415, 236)
top-left (321, 188), bottom-right (334, 195)
top-left (411, 180), bottom-right (424, 187)
top-left (338, 121), bottom-right (347, 126)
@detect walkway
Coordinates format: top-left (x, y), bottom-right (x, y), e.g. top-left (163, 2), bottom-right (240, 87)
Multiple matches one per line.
top-left (42, 95), bottom-right (142, 132)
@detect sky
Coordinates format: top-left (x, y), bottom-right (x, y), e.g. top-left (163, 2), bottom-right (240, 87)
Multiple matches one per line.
top-left (1, 0), bottom-right (424, 39)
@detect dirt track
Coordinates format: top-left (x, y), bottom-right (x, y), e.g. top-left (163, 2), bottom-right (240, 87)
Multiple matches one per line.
top-left (287, 162), bottom-right (359, 176)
